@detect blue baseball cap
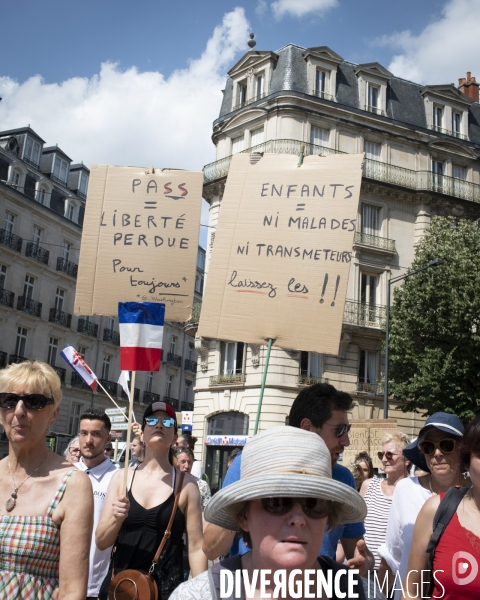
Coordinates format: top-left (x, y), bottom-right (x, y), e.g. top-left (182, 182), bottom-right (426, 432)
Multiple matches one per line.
top-left (403, 412), bottom-right (464, 473)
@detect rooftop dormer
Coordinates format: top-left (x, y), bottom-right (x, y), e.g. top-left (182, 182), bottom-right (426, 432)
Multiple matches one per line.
top-left (421, 84), bottom-right (472, 140)
top-left (228, 50), bottom-right (278, 112)
top-left (303, 46), bottom-right (343, 101)
top-left (68, 164), bottom-right (90, 199)
top-left (354, 62), bottom-right (392, 116)
top-left (40, 146), bottom-right (72, 186)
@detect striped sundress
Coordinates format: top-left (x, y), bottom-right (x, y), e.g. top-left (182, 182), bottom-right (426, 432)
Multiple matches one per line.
top-left (363, 476), bottom-right (393, 570)
top-left (0, 470), bottom-right (75, 599)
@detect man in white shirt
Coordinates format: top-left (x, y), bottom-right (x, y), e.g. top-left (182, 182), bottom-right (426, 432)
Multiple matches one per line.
top-left (76, 409), bottom-right (118, 600)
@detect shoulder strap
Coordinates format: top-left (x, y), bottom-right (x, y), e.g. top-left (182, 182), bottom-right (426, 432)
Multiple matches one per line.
top-left (150, 470), bottom-right (186, 571)
top-left (47, 470), bottom-right (76, 517)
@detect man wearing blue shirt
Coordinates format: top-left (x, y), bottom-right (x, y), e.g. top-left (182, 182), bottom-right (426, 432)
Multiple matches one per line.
top-left (203, 382), bottom-right (374, 574)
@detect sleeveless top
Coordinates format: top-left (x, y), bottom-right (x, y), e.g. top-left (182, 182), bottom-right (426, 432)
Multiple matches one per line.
top-left (0, 470), bottom-right (76, 600)
top-left (432, 493), bottom-right (480, 599)
top-left (363, 476), bottom-right (392, 570)
top-left (110, 467), bottom-right (186, 599)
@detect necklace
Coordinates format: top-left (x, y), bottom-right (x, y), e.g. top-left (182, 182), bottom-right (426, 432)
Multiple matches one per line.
top-left (429, 475), bottom-right (437, 495)
top-left (6, 454), bottom-right (48, 512)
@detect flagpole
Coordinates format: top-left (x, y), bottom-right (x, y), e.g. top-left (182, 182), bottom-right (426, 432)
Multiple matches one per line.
top-left (123, 371), bottom-right (136, 493)
top-left (253, 338), bottom-right (274, 435)
top-left (96, 381), bottom-right (124, 413)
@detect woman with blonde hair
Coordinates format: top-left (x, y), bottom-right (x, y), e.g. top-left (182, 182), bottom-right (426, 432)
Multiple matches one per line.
top-left (0, 360), bottom-right (93, 599)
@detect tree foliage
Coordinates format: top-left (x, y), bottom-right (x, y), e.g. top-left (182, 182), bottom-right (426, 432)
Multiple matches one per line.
top-left (389, 216), bottom-right (480, 423)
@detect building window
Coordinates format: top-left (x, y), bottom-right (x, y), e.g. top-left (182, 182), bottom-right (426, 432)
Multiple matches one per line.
top-left (364, 141), bottom-right (381, 160)
top-left (361, 204), bottom-right (381, 235)
top-left (232, 135), bottom-right (245, 154)
top-left (36, 188), bottom-right (46, 205)
top-left (10, 171), bottom-right (20, 187)
top-left (237, 81), bottom-right (247, 107)
top-left (32, 226), bottom-right (42, 246)
top-left (315, 69), bottom-right (329, 97)
top-left (207, 412), bottom-right (249, 436)
top-left (195, 275), bottom-right (204, 294)
top-left (453, 164), bottom-right (468, 196)
top-left (184, 380), bottom-right (192, 403)
top-left (255, 73), bottom-right (265, 100)
top-left (24, 275), bottom-right (35, 300)
top-left (310, 126), bottom-right (329, 148)
top-left (300, 351), bottom-right (323, 378)
top-left (69, 402), bottom-right (82, 436)
top-left (197, 252), bottom-right (205, 271)
top-left (170, 335), bottom-right (177, 355)
top-left (4, 213), bottom-right (15, 233)
top-left (102, 355), bottom-right (111, 380)
top-left (220, 342), bottom-right (244, 375)
top-left (78, 172), bottom-right (89, 197)
top-left (65, 201), bottom-right (75, 222)
top-left (361, 273), bottom-right (378, 307)
top-left (62, 242), bottom-right (71, 261)
top-left (0, 265), bottom-right (7, 289)
top-left (146, 372), bottom-right (153, 393)
top-left (358, 349), bottom-right (378, 385)
top-left (367, 85), bottom-right (380, 111)
top-left (55, 288), bottom-right (65, 312)
top-left (452, 112), bottom-right (461, 135)
top-left (432, 159), bottom-right (445, 192)
top-left (23, 138), bottom-right (41, 166)
top-left (53, 156), bottom-right (69, 183)
top-left (433, 106), bottom-right (443, 131)
top-left (78, 346), bottom-right (86, 359)
top-left (15, 327), bottom-right (28, 357)
top-left (188, 343), bottom-right (194, 362)
top-left (251, 127), bottom-right (265, 147)
top-left (47, 337), bottom-right (59, 367)
top-left (166, 374), bottom-right (174, 398)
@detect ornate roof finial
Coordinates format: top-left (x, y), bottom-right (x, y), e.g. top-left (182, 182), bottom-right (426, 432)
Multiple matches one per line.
top-left (248, 33), bottom-right (256, 49)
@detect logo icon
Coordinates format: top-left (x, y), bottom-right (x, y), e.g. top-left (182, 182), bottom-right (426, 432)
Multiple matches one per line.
top-left (452, 551), bottom-right (478, 586)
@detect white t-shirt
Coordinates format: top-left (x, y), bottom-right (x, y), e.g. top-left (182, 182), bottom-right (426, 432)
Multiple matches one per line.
top-left (76, 457), bottom-right (118, 596)
top-left (376, 476), bottom-right (431, 600)
top-left (191, 460), bottom-right (203, 479)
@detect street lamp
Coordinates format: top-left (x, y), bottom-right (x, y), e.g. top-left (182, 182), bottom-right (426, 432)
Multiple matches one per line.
top-left (383, 258), bottom-right (443, 419)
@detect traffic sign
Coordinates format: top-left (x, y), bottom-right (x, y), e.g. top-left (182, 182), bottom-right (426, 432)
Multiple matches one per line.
top-left (110, 415), bottom-right (127, 423)
top-left (111, 423), bottom-right (129, 430)
top-left (105, 408), bottom-right (127, 416)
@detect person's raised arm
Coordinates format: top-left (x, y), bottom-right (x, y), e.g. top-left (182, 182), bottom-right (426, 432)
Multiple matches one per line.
top-left (401, 495), bottom-right (440, 600)
top-left (343, 536), bottom-right (375, 575)
top-left (183, 473), bottom-right (208, 576)
top-left (96, 468), bottom-right (130, 551)
top-left (202, 523), bottom-right (236, 560)
top-left (56, 471), bottom-right (94, 600)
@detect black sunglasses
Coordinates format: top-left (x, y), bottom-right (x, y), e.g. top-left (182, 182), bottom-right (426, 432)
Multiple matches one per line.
top-left (261, 497), bottom-right (332, 519)
top-left (418, 438), bottom-right (457, 455)
top-left (145, 416), bottom-right (176, 428)
top-left (377, 451), bottom-right (402, 461)
top-left (336, 424), bottom-right (351, 438)
top-left (0, 393), bottom-right (54, 410)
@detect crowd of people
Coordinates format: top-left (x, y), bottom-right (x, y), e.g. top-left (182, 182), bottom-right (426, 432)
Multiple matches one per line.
top-left (0, 359), bottom-right (479, 600)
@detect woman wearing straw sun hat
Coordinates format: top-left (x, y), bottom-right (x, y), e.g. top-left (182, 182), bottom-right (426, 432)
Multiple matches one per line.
top-left (170, 426), bottom-right (375, 600)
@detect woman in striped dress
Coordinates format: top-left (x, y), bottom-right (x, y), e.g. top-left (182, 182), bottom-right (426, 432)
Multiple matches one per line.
top-left (360, 432), bottom-right (411, 570)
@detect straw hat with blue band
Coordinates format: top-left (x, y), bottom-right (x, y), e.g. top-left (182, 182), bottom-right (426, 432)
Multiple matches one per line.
top-left (403, 412), bottom-right (464, 473)
top-left (204, 426), bottom-right (367, 531)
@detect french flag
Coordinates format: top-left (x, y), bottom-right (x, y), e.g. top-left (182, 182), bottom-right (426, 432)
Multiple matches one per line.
top-left (60, 344), bottom-right (98, 390)
top-left (119, 302), bottom-right (165, 371)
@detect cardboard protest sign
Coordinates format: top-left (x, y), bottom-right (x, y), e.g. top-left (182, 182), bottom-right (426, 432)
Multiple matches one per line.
top-left (74, 165), bottom-right (202, 321)
top-left (198, 153), bottom-right (363, 354)
top-left (341, 419), bottom-right (398, 470)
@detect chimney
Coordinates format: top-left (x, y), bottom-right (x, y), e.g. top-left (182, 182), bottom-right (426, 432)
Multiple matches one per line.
top-left (458, 71), bottom-right (479, 102)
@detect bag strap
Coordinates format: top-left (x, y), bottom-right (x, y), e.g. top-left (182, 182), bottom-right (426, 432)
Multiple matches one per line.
top-left (149, 470), bottom-right (186, 573)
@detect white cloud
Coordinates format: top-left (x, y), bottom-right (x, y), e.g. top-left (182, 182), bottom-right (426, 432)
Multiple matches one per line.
top-left (374, 0), bottom-right (480, 84)
top-left (256, 0), bottom-right (268, 16)
top-left (271, 0), bottom-right (338, 19)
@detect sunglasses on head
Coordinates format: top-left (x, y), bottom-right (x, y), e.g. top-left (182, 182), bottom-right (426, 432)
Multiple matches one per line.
top-left (261, 497), bottom-right (332, 519)
top-left (377, 451), bottom-right (402, 461)
top-left (0, 393), bottom-right (54, 410)
top-left (418, 438), bottom-right (457, 455)
top-left (336, 424), bottom-right (351, 438)
top-left (144, 416), bottom-right (176, 428)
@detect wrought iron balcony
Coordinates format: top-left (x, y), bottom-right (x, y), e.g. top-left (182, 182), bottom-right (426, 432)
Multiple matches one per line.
top-left (356, 381), bottom-right (384, 395)
top-left (9, 354), bottom-right (28, 365)
top-left (181, 401), bottom-right (194, 412)
top-left (365, 104), bottom-right (385, 116)
top-left (209, 373), bottom-right (246, 386)
top-left (232, 92), bottom-right (266, 111)
top-left (50, 173), bottom-right (68, 185)
top-left (0, 288), bottom-right (15, 308)
top-left (121, 387), bottom-right (140, 402)
top-left (143, 391), bottom-right (160, 405)
top-left (431, 125), bottom-right (468, 141)
top-left (51, 366), bottom-right (66, 383)
top-left (185, 303), bottom-right (202, 333)
top-left (310, 89), bottom-right (334, 101)
top-left (103, 328), bottom-right (120, 345)
top-left (25, 242), bottom-right (49, 265)
top-left (98, 379), bottom-right (118, 396)
top-left (0, 229), bottom-right (23, 252)
top-left (163, 396), bottom-right (180, 411)
top-left (77, 319), bottom-right (98, 338)
top-left (343, 300), bottom-right (386, 329)
top-left (17, 296), bottom-right (42, 318)
top-left (297, 375), bottom-right (329, 386)
top-left (49, 308), bottom-right (72, 328)
top-left (184, 359), bottom-right (197, 372)
top-left (22, 155), bottom-right (40, 169)
top-left (0, 350), bottom-right (7, 369)
top-left (354, 231), bottom-right (396, 253)
top-left (71, 372), bottom-right (90, 390)
top-left (165, 352), bottom-right (182, 367)
top-left (56, 257), bottom-right (78, 278)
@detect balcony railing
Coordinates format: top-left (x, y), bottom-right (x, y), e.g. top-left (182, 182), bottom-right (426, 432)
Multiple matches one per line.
top-left (165, 352), bottom-right (182, 367)
top-left (9, 354), bottom-right (28, 365)
top-left (71, 372), bottom-right (90, 390)
top-left (103, 328), bottom-right (120, 345)
top-left (56, 257), bottom-right (78, 278)
top-left (77, 319), bottom-right (98, 338)
top-left (17, 296), bottom-right (42, 318)
top-left (356, 381), bottom-right (384, 395)
top-left (184, 359), bottom-right (197, 372)
top-left (431, 125), bottom-right (468, 141)
top-left (121, 387), bottom-right (140, 402)
top-left (365, 105), bottom-right (385, 116)
top-left (98, 379), bottom-right (118, 396)
top-left (0, 229), bottom-right (23, 252)
top-left (163, 396), bottom-right (180, 411)
top-left (343, 300), bottom-right (386, 329)
top-left (182, 401), bottom-right (194, 412)
top-left (298, 375), bottom-right (329, 386)
top-left (22, 155), bottom-right (40, 169)
top-left (25, 242), bottom-right (50, 265)
top-left (203, 139), bottom-right (480, 205)
top-left (232, 92), bottom-right (266, 112)
top-left (310, 89), bottom-right (334, 101)
top-left (0, 288), bottom-right (15, 308)
top-left (209, 373), bottom-right (246, 386)
top-left (143, 391), bottom-right (160, 405)
top-left (51, 366), bottom-right (66, 383)
top-left (186, 303), bottom-right (202, 328)
top-left (354, 231), bottom-right (396, 252)
top-left (49, 308), bottom-right (72, 328)
top-left (50, 173), bottom-right (67, 185)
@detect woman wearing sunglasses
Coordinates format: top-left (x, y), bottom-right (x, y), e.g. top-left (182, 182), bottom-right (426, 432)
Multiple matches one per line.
top-left (96, 401), bottom-right (207, 600)
top-left (359, 432), bottom-right (411, 570)
top-left (0, 360), bottom-right (93, 600)
top-left (376, 412), bottom-right (469, 599)
top-left (170, 426), bottom-right (374, 600)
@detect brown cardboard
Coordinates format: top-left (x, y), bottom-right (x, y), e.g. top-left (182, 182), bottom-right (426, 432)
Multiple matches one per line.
top-left (341, 419), bottom-right (398, 470)
top-left (198, 152), bottom-right (364, 353)
top-left (74, 165), bottom-right (203, 321)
